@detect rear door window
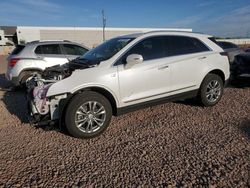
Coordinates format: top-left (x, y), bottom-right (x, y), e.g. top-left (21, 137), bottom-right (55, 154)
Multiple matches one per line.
top-left (63, 44), bottom-right (88, 55)
top-left (163, 36), bottom-right (210, 57)
top-left (11, 45), bottom-right (25, 55)
top-left (35, 44), bottom-right (62, 55)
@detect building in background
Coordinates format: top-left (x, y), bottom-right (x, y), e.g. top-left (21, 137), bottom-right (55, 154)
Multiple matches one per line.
top-left (0, 26), bottom-right (17, 44)
top-left (1, 26), bottom-right (192, 48)
top-left (0, 28), bottom-right (15, 55)
top-left (16, 26), bottom-right (193, 48)
top-left (0, 30), bottom-right (5, 46)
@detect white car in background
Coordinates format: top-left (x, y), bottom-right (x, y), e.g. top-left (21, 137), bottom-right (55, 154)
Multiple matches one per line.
top-left (6, 40), bottom-right (89, 86)
top-left (28, 31), bottom-right (230, 138)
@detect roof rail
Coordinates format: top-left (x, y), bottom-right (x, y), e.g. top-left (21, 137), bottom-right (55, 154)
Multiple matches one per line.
top-left (28, 40), bottom-right (72, 43)
top-left (144, 30), bottom-right (208, 35)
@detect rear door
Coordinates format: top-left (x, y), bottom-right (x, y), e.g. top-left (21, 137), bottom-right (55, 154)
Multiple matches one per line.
top-left (165, 36), bottom-right (211, 91)
top-left (34, 44), bottom-right (69, 67)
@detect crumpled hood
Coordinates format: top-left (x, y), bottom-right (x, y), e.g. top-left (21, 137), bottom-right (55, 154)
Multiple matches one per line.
top-left (42, 58), bottom-right (98, 80)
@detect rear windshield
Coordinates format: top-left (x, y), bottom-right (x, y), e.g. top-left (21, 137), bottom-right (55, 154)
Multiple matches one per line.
top-left (11, 45), bottom-right (25, 55)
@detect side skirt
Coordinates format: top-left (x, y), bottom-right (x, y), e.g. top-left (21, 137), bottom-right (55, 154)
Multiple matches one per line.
top-left (116, 89), bottom-right (199, 116)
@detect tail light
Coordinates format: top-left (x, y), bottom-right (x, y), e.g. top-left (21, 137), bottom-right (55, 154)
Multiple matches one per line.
top-left (220, 52), bottom-right (228, 56)
top-left (220, 52), bottom-right (230, 61)
top-left (8, 58), bottom-right (20, 67)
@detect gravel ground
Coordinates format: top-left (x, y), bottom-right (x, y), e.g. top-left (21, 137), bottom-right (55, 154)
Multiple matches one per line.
top-left (0, 55), bottom-right (249, 187)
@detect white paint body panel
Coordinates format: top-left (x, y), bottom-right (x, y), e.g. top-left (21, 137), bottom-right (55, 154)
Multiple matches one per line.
top-left (46, 31), bottom-right (230, 109)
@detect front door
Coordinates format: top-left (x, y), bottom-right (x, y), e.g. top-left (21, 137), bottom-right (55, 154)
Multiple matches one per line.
top-left (117, 36), bottom-right (171, 105)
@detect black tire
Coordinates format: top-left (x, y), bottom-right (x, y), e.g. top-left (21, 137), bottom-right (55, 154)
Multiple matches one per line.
top-left (20, 71), bottom-right (41, 87)
top-left (199, 73), bottom-right (224, 107)
top-left (65, 91), bottom-right (112, 139)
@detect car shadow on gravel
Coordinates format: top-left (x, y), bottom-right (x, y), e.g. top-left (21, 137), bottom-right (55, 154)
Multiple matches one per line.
top-left (239, 119), bottom-right (250, 139)
top-left (227, 78), bottom-right (250, 88)
top-left (174, 98), bottom-right (202, 107)
top-left (176, 79), bottom-right (250, 107)
top-left (0, 74), bottom-right (29, 123)
top-left (0, 74), bottom-right (70, 135)
top-left (0, 74), bottom-right (13, 89)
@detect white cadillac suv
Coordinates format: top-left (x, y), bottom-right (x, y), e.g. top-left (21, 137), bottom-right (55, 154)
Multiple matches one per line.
top-left (28, 31), bottom-right (230, 138)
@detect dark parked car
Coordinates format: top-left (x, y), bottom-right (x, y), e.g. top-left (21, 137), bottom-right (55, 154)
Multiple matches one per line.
top-left (231, 53), bottom-right (250, 81)
top-left (245, 48), bottom-right (250, 53)
top-left (217, 41), bottom-right (244, 64)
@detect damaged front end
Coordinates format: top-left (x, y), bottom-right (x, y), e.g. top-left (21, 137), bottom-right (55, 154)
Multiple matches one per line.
top-left (27, 58), bottom-right (98, 125)
top-left (27, 83), bottom-right (68, 125)
top-left (26, 65), bottom-right (69, 124)
top-left (27, 84), bottom-right (52, 124)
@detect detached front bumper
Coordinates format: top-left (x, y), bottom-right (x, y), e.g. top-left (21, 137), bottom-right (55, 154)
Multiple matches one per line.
top-left (27, 86), bottom-right (68, 125)
top-left (27, 88), bottom-right (50, 124)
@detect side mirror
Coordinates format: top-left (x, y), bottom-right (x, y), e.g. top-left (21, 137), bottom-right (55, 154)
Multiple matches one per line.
top-left (126, 54), bottom-right (143, 66)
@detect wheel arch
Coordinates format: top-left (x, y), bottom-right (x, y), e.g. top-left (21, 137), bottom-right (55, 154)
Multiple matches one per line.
top-left (207, 69), bottom-right (225, 83)
top-left (61, 86), bottom-right (118, 118)
top-left (80, 87), bottom-right (118, 115)
top-left (200, 69), bottom-right (226, 88)
top-left (18, 68), bottom-right (43, 83)
top-left (198, 69), bottom-right (226, 92)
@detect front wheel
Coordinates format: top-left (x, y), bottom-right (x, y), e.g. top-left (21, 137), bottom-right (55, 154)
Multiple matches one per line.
top-left (65, 91), bottom-right (112, 138)
top-left (199, 74), bottom-right (224, 106)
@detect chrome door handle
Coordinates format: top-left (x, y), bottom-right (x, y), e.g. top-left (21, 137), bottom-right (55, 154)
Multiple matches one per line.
top-left (158, 65), bottom-right (169, 70)
top-left (198, 56), bottom-right (207, 60)
top-left (37, 56), bottom-right (44, 60)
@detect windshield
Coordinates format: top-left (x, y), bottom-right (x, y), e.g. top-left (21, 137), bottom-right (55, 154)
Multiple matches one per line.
top-left (80, 37), bottom-right (134, 62)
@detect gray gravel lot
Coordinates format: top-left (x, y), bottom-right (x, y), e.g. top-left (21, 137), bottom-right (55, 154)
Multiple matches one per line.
top-left (0, 55), bottom-right (249, 187)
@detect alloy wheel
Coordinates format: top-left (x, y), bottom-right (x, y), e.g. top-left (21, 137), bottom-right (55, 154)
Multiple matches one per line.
top-left (205, 80), bottom-right (222, 103)
top-left (75, 101), bottom-right (106, 133)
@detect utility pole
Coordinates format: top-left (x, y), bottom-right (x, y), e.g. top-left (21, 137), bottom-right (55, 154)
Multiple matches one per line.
top-left (102, 9), bottom-right (106, 42)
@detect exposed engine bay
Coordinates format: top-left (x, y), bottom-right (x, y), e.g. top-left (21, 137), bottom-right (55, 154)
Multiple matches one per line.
top-left (27, 58), bottom-right (98, 123)
top-left (27, 58), bottom-right (97, 88)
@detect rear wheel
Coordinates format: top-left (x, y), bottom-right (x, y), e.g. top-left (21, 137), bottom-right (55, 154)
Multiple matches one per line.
top-left (199, 74), bottom-right (224, 106)
top-left (65, 91), bottom-right (112, 138)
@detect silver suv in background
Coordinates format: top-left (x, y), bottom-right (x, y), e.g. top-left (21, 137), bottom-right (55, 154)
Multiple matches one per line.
top-left (6, 40), bottom-right (89, 86)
